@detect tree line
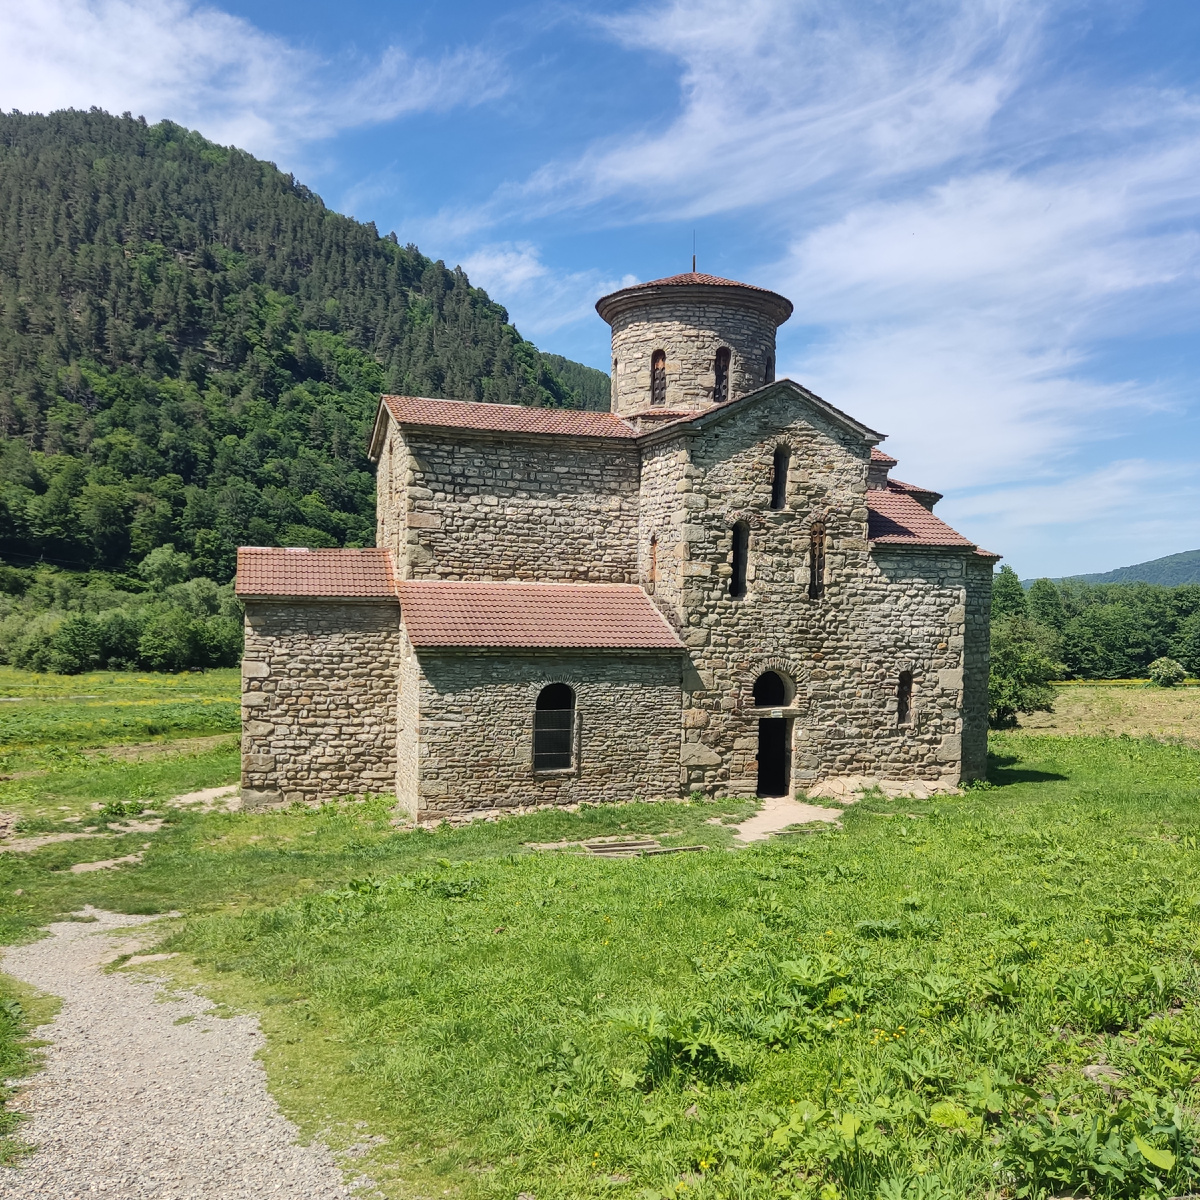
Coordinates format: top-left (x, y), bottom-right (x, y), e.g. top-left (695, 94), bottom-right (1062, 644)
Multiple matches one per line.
top-left (988, 565), bottom-right (1200, 725)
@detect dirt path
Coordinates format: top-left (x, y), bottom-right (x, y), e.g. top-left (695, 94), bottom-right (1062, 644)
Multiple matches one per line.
top-left (729, 795), bottom-right (844, 841)
top-left (0, 908), bottom-right (354, 1199)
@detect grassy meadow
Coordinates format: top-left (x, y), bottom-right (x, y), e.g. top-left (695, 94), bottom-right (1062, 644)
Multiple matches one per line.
top-left (2, 678), bottom-right (1200, 1199)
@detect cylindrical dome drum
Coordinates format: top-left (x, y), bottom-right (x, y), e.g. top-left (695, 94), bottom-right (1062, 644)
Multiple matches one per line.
top-left (595, 273), bottom-right (793, 417)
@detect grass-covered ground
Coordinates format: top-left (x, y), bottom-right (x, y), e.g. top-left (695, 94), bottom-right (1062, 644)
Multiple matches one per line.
top-left (2, 676), bottom-right (1200, 1199)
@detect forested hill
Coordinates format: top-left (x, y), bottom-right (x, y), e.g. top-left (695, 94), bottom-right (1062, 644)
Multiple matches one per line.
top-left (1063, 549), bottom-right (1200, 588)
top-left (0, 109), bottom-right (610, 580)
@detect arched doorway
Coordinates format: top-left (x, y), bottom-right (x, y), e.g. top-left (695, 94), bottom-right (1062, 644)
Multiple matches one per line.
top-left (752, 671), bottom-right (791, 797)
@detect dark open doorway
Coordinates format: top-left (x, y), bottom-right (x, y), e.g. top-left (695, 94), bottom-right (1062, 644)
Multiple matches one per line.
top-left (757, 717), bottom-right (790, 797)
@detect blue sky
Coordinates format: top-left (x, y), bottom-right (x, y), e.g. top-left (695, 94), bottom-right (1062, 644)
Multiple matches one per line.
top-left (3, 0), bottom-right (1200, 578)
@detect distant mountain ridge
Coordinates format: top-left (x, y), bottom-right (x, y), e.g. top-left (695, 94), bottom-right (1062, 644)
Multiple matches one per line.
top-left (1025, 549), bottom-right (1200, 588)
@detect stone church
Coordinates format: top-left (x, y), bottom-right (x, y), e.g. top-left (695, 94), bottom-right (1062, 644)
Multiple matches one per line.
top-left (235, 272), bottom-right (997, 818)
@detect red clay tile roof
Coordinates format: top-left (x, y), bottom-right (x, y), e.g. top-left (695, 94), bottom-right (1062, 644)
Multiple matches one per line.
top-left (596, 273), bottom-right (793, 324)
top-left (867, 489), bottom-right (976, 549)
top-left (381, 395), bottom-right (637, 440)
top-left (886, 476), bottom-right (944, 507)
top-left (395, 582), bottom-right (684, 650)
top-left (625, 272), bottom-right (782, 293)
top-left (235, 547), bottom-right (397, 599)
top-left (870, 447), bottom-right (898, 465)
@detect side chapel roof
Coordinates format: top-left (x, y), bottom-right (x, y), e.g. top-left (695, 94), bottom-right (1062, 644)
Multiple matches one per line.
top-left (235, 547), bottom-right (396, 599)
top-left (395, 581), bottom-right (685, 650)
top-left (867, 486), bottom-right (999, 559)
top-left (233, 552), bottom-right (688, 649)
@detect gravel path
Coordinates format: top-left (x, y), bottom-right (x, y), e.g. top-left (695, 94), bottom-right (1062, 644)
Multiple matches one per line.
top-left (0, 908), bottom-right (354, 1199)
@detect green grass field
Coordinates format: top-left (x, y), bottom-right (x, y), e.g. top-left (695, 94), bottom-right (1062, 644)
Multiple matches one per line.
top-left (2, 675), bottom-right (1200, 1199)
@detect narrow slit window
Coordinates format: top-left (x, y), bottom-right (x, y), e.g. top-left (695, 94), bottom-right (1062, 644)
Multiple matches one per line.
top-left (651, 350), bottom-right (666, 406)
top-left (808, 520), bottom-right (826, 599)
top-left (764, 355), bottom-right (775, 385)
top-left (770, 445), bottom-right (790, 511)
top-left (730, 521), bottom-right (749, 598)
top-left (897, 671), bottom-right (913, 726)
top-left (648, 535), bottom-right (658, 593)
top-left (533, 683), bottom-right (575, 771)
top-left (714, 347), bottom-right (731, 404)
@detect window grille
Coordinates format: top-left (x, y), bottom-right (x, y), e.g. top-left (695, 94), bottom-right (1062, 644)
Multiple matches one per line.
top-left (808, 520), bottom-right (826, 599)
top-left (714, 347), bottom-right (731, 404)
top-left (533, 683), bottom-right (575, 771)
top-left (897, 671), bottom-right (913, 726)
top-left (651, 350), bottom-right (666, 406)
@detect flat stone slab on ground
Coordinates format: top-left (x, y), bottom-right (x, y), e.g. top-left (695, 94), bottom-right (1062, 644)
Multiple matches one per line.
top-left (0, 907), bottom-right (354, 1199)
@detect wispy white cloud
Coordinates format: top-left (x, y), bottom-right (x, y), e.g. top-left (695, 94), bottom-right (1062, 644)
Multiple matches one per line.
top-left (0, 0), bottom-right (505, 158)
top-left (780, 146), bottom-right (1200, 497)
top-left (466, 0), bottom-right (1200, 574)
top-left (940, 460), bottom-right (1200, 577)
top-left (509, 0), bottom-right (1046, 221)
top-left (459, 243), bottom-right (637, 338)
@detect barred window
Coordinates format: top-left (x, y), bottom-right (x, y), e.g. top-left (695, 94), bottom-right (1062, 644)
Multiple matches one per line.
top-left (533, 683), bottom-right (575, 771)
top-left (808, 520), bottom-right (826, 600)
top-left (714, 347), bottom-right (731, 404)
top-left (651, 350), bottom-right (666, 406)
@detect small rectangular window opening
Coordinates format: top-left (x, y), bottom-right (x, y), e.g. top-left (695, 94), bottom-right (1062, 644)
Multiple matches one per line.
top-left (730, 521), bottom-right (749, 598)
top-left (651, 350), bottom-right (666, 406)
top-left (714, 347), bottom-right (731, 404)
top-left (808, 520), bottom-right (826, 599)
top-left (897, 671), bottom-right (913, 726)
top-left (770, 446), bottom-right (790, 511)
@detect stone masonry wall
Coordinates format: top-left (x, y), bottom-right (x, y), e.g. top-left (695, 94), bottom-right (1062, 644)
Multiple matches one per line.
top-left (609, 298), bottom-right (778, 416)
top-left (378, 424), bottom-right (641, 583)
top-left (961, 556), bottom-right (994, 780)
top-left (241, 600), bottom-right (401, 807)
top-left (410, 651), bottom-right (683, 820)
top-left (638, 439), bottom-right (691, 624)
top-left (639, 390), bottom-right (974, 793)
top-left (395, 627), bottom-right (421, 817)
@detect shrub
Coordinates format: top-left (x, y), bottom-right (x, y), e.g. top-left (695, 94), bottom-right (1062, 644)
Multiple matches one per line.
top-left (989, 616), bottom-right (1064, 728)
top-left (10, 613), bottom-right (62, 672)
top-left (1148, 657), bottom-right (1186, 687)
top-left (137, 608), bottom-right (201, 672)
top-left (48, 612), bottom-right (103, 674)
